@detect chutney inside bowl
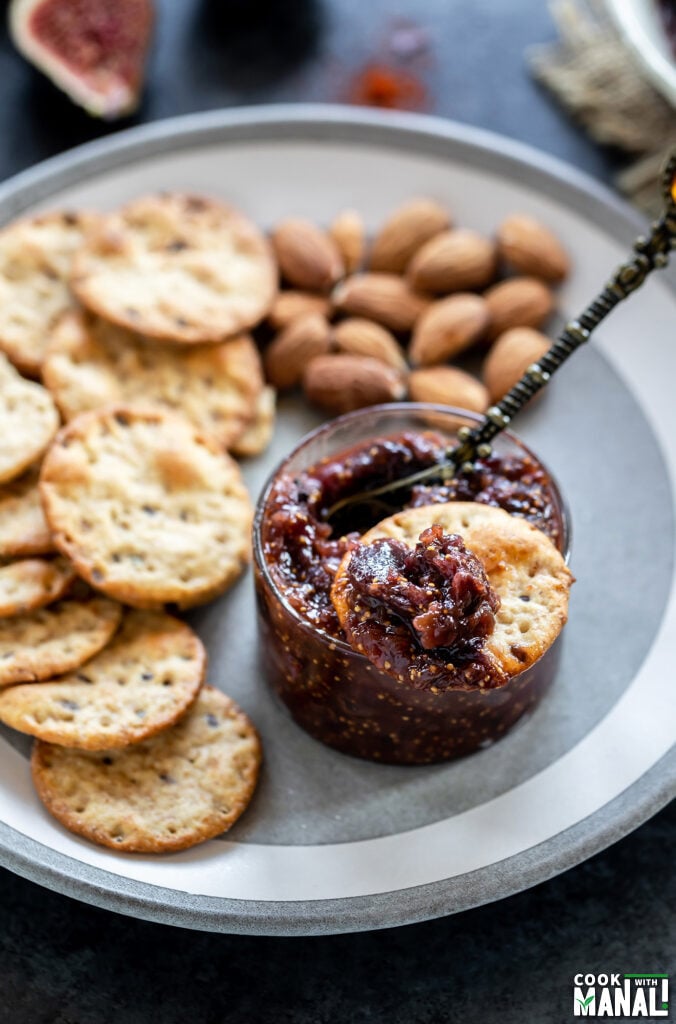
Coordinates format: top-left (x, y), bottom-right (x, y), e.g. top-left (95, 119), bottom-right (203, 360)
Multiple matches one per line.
top-left (253, 403), bottom-right (571, 765)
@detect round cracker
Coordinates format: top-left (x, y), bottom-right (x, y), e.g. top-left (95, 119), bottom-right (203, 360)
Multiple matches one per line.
top-left (43, 309), bottom-right (263, 451)
top-left (40, 406), bottom-right (253, 609)
top-left (0, 353), bottom-right (59, 484)
top-left (229, 386), bottom-right (276, 459)
top-left (332, 502), bottom-right (573, 684)
top-left (0, 210), bottom-right (98, 376)
top-left (70, 193), bottom-right (277, 344)
top-left (0, 609), bottom-right (205, 749)
top-left (0, 466), bottom-right (54, 557)
top-left (0, 556), bottom-right (75, 617)
top-left (0, 597), bottom-right (122, 687)
top-left (31, 685), bottom-right (261, 853)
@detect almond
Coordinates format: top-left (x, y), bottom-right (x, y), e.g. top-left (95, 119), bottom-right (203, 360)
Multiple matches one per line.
top-left (264, 312), bottom-right (331, 390)
top-left (332, 273), bottom-right (428, 332)
top-left (271, 219), bottom-right (345, 292)
top-left (409, 366), bottom-right (489, 413)
top-left (329, 210), bottom-right (365, 274)
top-left (268, 290), bottom-right (331, 331)
top-left (497, 215), bottom-right (570, 283)
top-left (303, 354), bottom-right (406, 414)
top-left (409, 294), bottom-right (488, 366)
top-left (369, 199), bottom-right (451, 273)
top-left (407, 229), bottom-right (497, 293)
top-left (482, 327), bottom-right (551, 403)
top-left (331, 318), bottom-right (407, 372)
top-left (484, 276), bottom-right (554, 340)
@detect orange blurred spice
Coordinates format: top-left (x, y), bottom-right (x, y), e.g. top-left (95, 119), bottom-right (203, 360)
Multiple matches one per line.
top-left (347, 62), bottom-right (427, 110)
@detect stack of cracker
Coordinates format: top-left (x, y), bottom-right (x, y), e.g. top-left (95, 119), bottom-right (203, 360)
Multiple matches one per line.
top-left (0, 192), bottom-right (276, 852)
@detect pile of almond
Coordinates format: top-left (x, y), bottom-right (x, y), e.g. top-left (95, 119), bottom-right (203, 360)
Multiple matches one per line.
top-left (263, 200), bottom-right (569, 415)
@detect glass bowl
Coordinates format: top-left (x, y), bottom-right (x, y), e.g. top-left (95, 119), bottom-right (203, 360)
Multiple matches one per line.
top-left (253, 404), bottom-right (571, 765)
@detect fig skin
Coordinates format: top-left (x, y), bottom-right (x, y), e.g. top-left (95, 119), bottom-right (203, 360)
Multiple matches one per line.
top-left (9, 0), bottom-right (154, 119)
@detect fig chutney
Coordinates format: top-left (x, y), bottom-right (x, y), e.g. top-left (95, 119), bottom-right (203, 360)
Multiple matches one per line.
top-left (253, 405), bottom-right (570, 764)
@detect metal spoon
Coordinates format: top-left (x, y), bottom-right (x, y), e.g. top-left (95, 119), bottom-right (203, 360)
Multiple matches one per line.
top-left (327, 150), bottom-right (676, 525)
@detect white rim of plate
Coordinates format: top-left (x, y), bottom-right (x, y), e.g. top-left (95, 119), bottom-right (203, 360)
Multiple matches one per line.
top-left (0, 106), bottom-right (673, 936)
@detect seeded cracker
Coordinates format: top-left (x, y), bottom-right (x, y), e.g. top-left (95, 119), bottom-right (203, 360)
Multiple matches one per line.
top-left (71, 193), bottom-right (277, 344)
top-left (0, 609), bottom-right (205, 749)
top-left (0, 353), bottom-right (59, 485)
top-left (32, 686), bottom-right (261, 853)
top-left (0, 556), bottom-right (75, 617)
top-left (332, 502), bottom-right (572, 681)
top-left (0, 466), bottom-right (55, 557)
top-left (43, 310), bottom-right (264, 451)
top-left (229, 386), bottom-right (276, 458)
top-left (0, 210), bottom-right (98, 376)
top-left (40, 406), bottom-right (253, 609)
top-left (0, 597), bottom-right (122, 686)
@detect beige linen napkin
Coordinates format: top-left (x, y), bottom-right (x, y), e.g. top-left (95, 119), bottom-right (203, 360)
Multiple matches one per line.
top-left (529, 0), bottom-right (676, 214)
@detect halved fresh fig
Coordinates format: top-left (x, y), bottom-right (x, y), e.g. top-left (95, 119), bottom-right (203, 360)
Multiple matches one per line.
top-left (9, 0), bottom-right (154, 119)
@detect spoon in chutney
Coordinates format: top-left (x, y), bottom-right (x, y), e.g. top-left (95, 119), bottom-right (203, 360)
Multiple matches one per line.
top-left (326, 150), bottom-right (676, 526)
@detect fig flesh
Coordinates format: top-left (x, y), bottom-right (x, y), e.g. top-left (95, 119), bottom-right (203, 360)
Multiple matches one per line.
top-left (9, 0), bottom-right (154, 119)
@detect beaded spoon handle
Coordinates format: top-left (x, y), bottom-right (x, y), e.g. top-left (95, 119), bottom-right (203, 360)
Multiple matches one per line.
top-left (328, 150), bottom-right (676, 523)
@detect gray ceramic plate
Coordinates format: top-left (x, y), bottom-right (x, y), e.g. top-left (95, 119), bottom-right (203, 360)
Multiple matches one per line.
top-left (0, 106), bottom-right (674, 936)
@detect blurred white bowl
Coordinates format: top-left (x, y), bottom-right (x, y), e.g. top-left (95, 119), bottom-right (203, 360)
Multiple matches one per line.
top-left (605, 0), bottom-right (676, 106)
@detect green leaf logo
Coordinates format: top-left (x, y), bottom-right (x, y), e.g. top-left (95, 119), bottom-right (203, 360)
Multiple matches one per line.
top-left (577, 996), bottom-right (595, 1007)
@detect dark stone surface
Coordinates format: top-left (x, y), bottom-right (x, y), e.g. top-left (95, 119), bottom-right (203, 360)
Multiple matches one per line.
top-left (0, 0), bottom-right (672, 1020)
top-left (0, 0), bottom-right (615, 182)
top-left (1, 800), bottom-right (674, 1023)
